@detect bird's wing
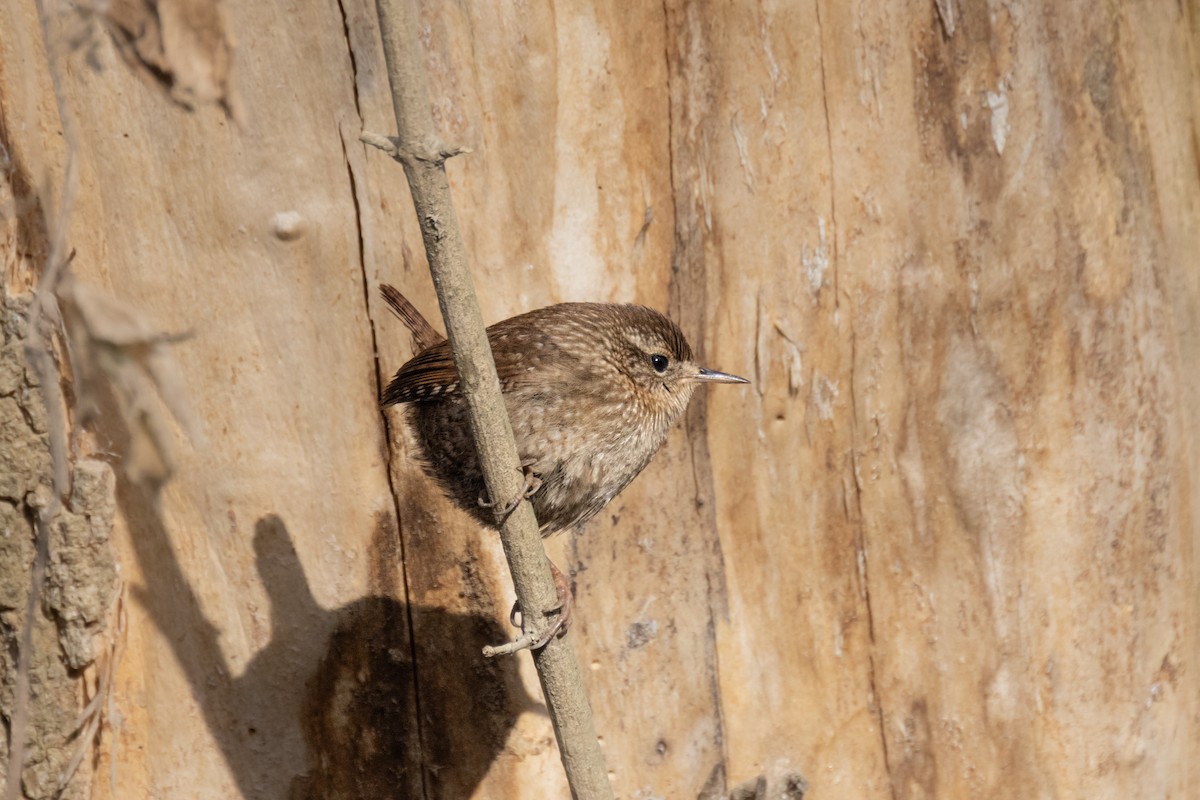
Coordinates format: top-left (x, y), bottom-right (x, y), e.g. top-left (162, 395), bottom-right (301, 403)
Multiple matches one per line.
top-left (381, 314), bottom-right (562, 405)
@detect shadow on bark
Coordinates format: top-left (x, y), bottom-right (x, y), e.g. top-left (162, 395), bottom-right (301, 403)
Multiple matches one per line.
top-left (114, 479), bottom-right (539, 799)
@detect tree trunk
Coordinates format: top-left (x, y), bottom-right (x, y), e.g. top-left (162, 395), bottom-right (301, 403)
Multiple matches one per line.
top-left (1, 0), bottom-right (1196, 798)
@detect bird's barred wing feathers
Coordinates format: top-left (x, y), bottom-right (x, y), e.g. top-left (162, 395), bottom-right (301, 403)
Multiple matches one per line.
top-left (381, 314), bottom-right (563, 405)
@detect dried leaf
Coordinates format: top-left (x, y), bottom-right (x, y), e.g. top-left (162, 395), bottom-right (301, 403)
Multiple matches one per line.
top-left (58, 277), bottom-right (195, 487)
top-left (100, 0), bottom-right (243, 122)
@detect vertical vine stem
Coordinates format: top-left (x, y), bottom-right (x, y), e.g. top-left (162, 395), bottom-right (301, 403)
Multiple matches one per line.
top-left (368, 1), bottom-right (615, 797)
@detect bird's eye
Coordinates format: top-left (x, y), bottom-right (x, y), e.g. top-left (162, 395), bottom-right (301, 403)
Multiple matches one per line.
top-left (650, 354), bottom-right (669, 373)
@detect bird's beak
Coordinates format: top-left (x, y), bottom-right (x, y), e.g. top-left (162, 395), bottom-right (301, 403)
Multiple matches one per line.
top-left (695, 367), bottom-right (750, 384)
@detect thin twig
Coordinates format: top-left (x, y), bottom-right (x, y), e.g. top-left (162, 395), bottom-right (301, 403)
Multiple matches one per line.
top-left (55, 588), bottom-right (126, 796)
top-left (368, 1), bottom-right (613, 797)
top-left (481, 630), bottom-right (543, 659)
top-left (359, 131), bottom-right (400, 158)
top-left (360, 130), bottom-right (472, 163)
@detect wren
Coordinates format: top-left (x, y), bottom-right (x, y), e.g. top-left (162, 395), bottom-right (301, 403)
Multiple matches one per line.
top-left (379, 284), bottom-right (747, 643)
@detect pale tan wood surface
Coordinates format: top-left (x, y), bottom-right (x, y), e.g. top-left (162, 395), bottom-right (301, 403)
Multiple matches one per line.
top-left (1, 0), bottom-right (1197, 798)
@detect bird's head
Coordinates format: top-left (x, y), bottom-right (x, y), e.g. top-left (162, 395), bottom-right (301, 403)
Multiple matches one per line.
top-left (608, 305), bottom-right (749, 422)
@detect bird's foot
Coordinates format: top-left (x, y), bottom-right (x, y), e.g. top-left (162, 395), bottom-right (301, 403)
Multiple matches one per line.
top-left (476, 459), bottom-right (542, 521)
top-left (507, 559), bottom-right (573, 649)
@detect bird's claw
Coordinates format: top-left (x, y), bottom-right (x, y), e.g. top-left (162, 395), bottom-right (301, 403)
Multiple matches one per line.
top-left (508, 560), bottom-right (574, 649)
top-left (477, 460), bottom-right (543, 521)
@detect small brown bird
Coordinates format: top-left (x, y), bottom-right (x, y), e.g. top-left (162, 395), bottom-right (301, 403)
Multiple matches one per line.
top-left (380, 284), bottom-right (747, 641)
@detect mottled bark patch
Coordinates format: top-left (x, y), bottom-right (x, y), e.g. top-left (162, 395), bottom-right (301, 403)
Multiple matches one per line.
top-left (0, 292), bottom-right (117, 799)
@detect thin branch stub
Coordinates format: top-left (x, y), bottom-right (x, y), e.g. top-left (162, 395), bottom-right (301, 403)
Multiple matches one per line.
top-left (483, 629), bottom-right (544, 658)
top-left (359, 131), bottom-right (472, 166)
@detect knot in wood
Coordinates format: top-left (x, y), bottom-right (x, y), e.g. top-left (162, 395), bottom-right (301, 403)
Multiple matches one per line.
top-left (423, 215), bottom-right (444, 241)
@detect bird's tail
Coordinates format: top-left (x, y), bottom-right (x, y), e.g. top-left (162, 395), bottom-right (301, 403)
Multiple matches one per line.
top-left (380, 284), bottom-right (443, 351)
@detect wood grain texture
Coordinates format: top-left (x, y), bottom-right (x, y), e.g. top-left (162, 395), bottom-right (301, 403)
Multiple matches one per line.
top-left (1, 0), bottom-right (1197, 798)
